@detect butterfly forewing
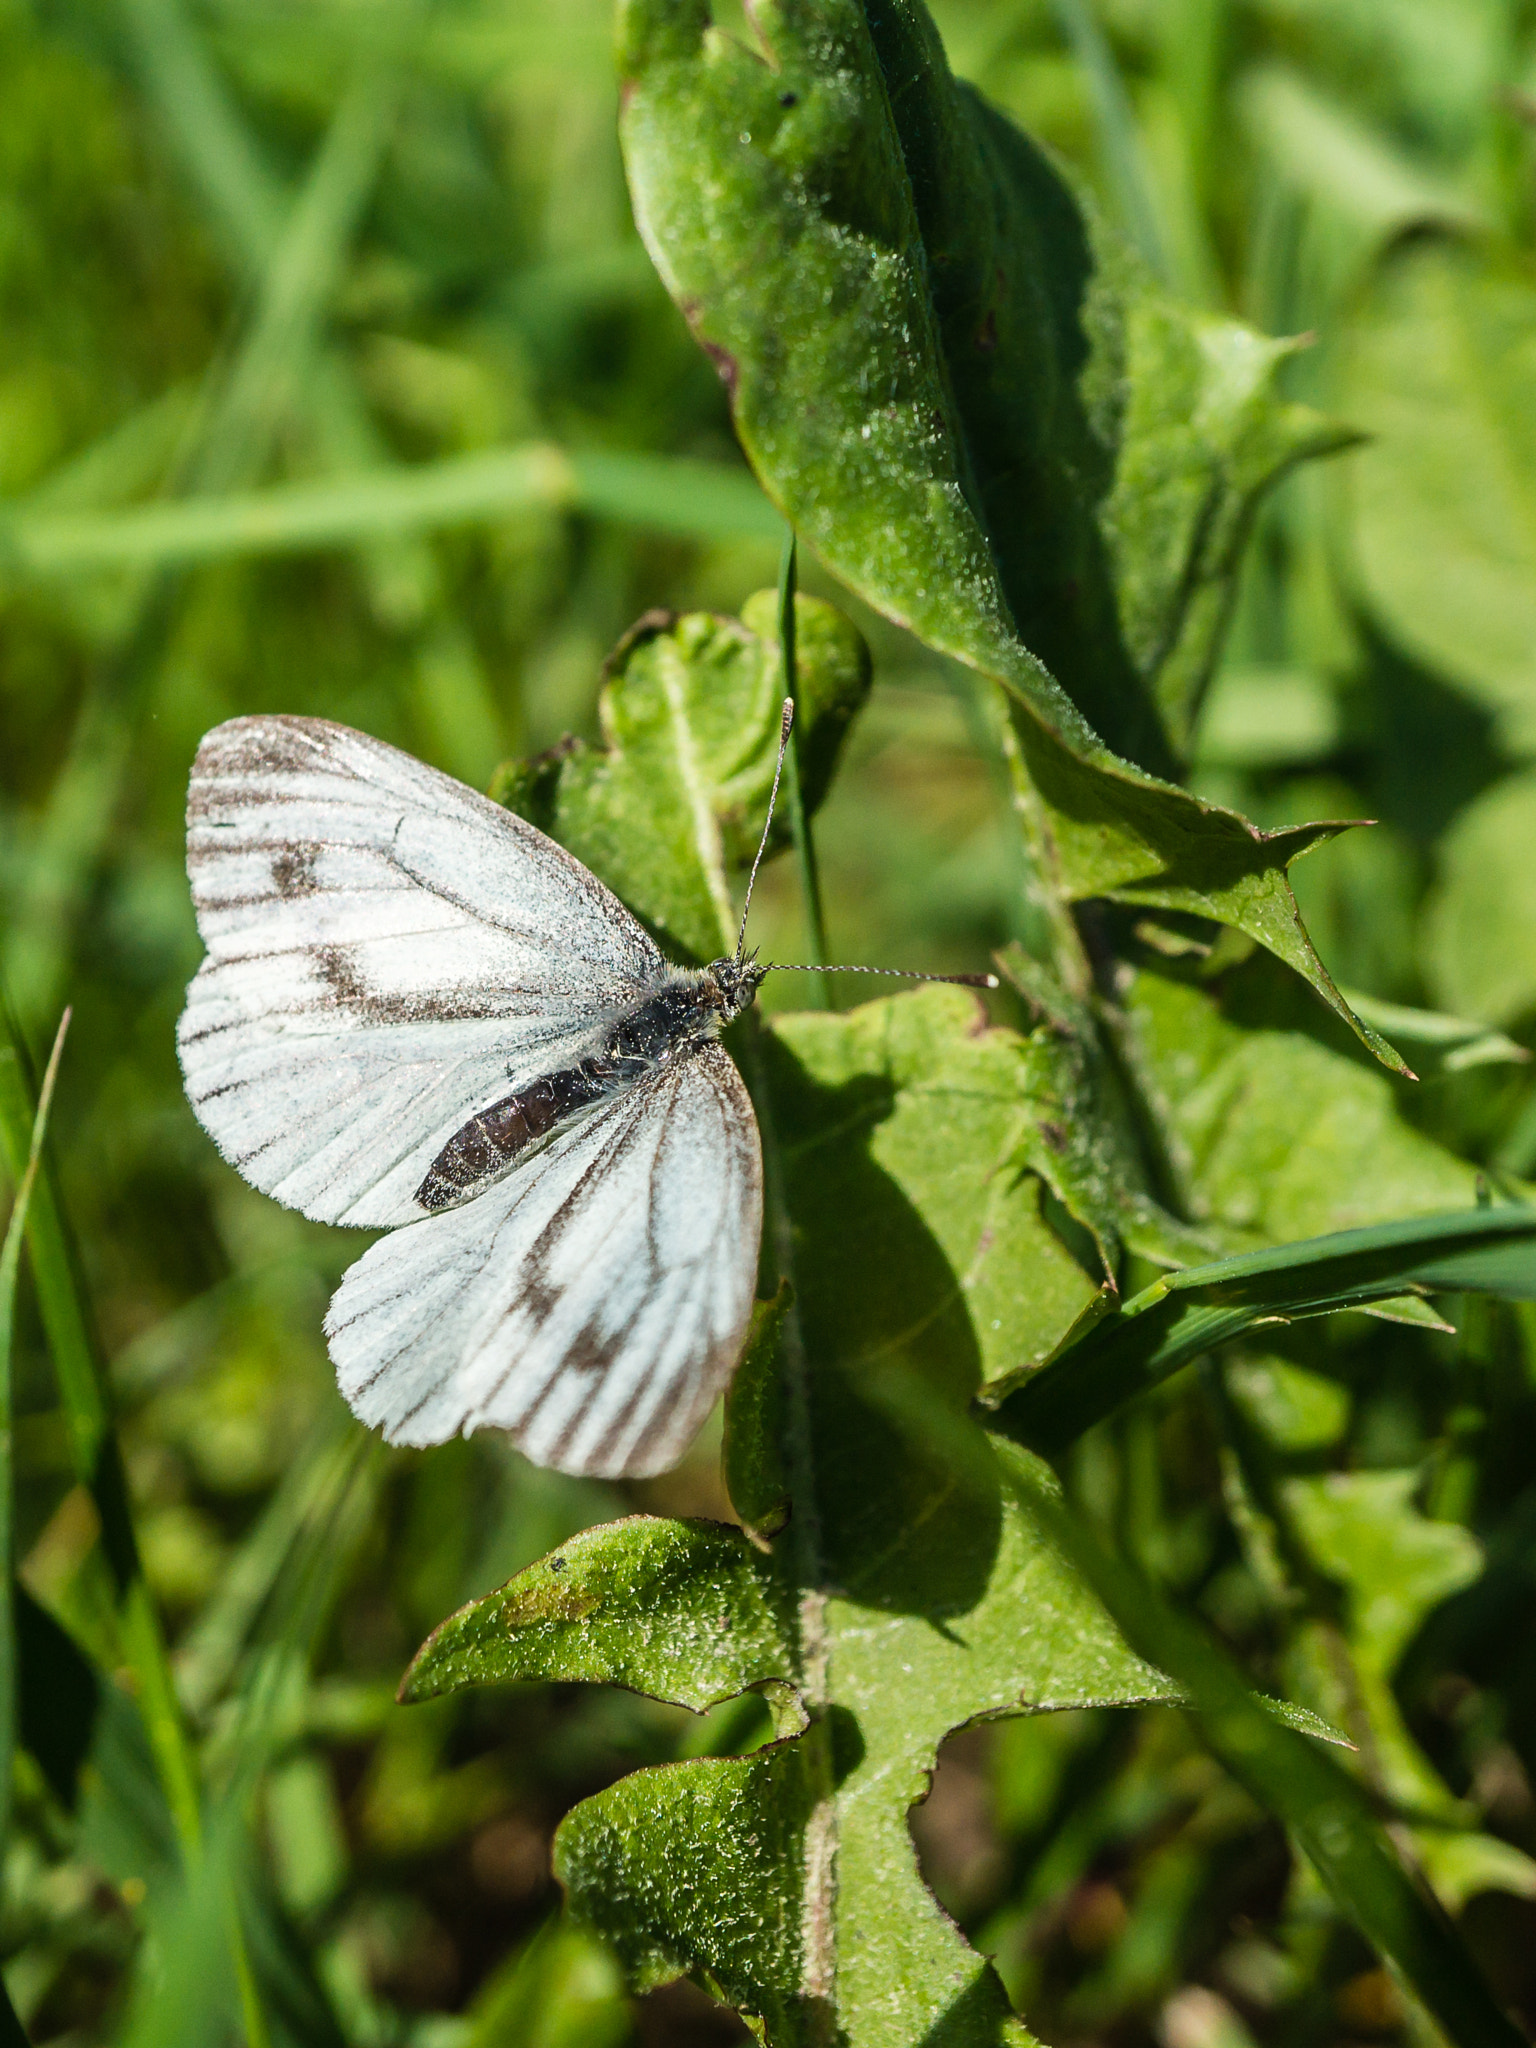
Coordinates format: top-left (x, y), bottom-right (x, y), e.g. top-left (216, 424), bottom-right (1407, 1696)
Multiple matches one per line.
top-left (325, 1041), bottom-right (763, 1478)
top-left (178, 716), bottom-right (665, 1228)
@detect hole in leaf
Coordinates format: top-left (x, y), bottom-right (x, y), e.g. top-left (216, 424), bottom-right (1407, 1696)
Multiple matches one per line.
top-left (909, 1723), bottom-right (1009, 1926)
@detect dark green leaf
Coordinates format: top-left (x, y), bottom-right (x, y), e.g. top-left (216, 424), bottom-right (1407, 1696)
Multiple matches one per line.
top-left (15, 1581), bottom-right (101, 1811)
top-left (616, 0), bottom-right (1399, 1069)
top-left (402, 1516), bottom-right (802, 1731)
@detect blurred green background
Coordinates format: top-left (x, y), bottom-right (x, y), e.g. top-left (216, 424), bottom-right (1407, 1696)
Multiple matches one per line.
top-left (3, 0), bottom-right (1536, 2040)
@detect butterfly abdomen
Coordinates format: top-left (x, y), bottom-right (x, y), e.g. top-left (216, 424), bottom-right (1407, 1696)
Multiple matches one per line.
top-left (414, 970), bottom-right (723, 1213)
top-left (415, 1065), bottom-right (612, 1210)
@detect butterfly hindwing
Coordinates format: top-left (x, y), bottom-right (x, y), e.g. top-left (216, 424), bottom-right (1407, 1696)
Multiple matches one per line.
top-left (325, 1041), bottom-right (763, 1478)
top-left (178, 715), bottom-right (665, 1228)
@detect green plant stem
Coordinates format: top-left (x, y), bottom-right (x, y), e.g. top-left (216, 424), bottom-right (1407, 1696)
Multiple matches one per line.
top-left (778, 533), bottom-right (832, 1009)
top-left (739, 1013), bottom-right (836, 2035)
top-left (0, 1009), bottom-right (70, 1854)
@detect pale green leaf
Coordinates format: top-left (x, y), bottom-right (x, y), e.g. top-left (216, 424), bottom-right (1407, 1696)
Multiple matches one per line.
top-left (1225, 1357), bottom-right (1350, 1453)
top-left (1342, 240), bottom-right (1536, 752)
top-left (1122, 951), bottom-right (1477, 1240)
top-left (492, 592), bottom-right (870, 962)
top-left (1281, 1472), bottom-right (1536, 1909)
top-left (1424, 771), bottom-right (1536, 1027)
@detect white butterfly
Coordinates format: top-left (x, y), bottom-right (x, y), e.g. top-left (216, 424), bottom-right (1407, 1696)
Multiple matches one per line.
top-left (178, 708), bottom-right (991, 1478)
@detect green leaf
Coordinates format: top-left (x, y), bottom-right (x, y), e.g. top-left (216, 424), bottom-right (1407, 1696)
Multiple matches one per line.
top-left (556, 1738), bottom-right (821, 2035)
top-left (989, 1206), bottom-right (1536, 1456)
top-left (1342, 240), bottom-right (1536, 752)
top-left (1224, 1357), bottom-right (1350, 1454)
top-left (404, 990), bottom-right (1183, 2045)
top-left (1119, 950), bottom-right (1477, 1241)
top-left (767, 989), bottom-right (1106, 1405)
top-left (422, 1443), bottom-right (1175, 2047)
top-left (1424, 771), bottom-right (1536, 1027)
top-left (723, 1282), bottom-right (794, 1545)
top-left (462, 1915), bottom-right (632, 2048)
top-left (491, 592), bottom-right (870, 962)
top-left (402, 1515), bottom-right (802, 1732)
top-left (616, 0), bottom-right (1399, 1069)
top-left (1031, 1489), bottom-right (1529, 2048)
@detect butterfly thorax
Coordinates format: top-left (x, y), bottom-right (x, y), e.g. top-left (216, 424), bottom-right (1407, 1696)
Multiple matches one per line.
top-left (413, 960), bottom-right (763, 1214)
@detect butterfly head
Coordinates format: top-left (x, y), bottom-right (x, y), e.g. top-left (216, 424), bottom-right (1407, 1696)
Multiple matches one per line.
top-left (707, 952), bottom-right (769, 1024)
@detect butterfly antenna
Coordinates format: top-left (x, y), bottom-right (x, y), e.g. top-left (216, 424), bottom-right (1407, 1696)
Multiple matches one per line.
top-left (764, 963), bottom-right (1000, 989)
top-left (735, 696), bottom-right (795, 963)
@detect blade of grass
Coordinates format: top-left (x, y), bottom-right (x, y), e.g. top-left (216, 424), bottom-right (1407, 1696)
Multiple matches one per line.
top-left (0, 1003), bottom-right (196, 1805)
top-left (1014, 1463), bottom-right (1528, 2048)
top-left (989, 1204), bottom-right (1536, 1454)
top-left (193, 57), bottom-right (406, 496)
top-left (1, 445), bottom-right (779, 575)
top-left (0, 996), bottom-right (274, 2030)
top-left (777, 532), bottom-right (832, 1007)
top-left (3, 30), bottom-right (409, 1032)
top-left (117, 0), bottom-right (462, 627)
top-left (177, 1412), bottom-right (367, 1716)
top-left (0, 1008), bottom-right (71, 1852)
top-left (1049, 0), bottom-right (1170, 279)
top-left (119, 0), bottom-right (287, 267)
